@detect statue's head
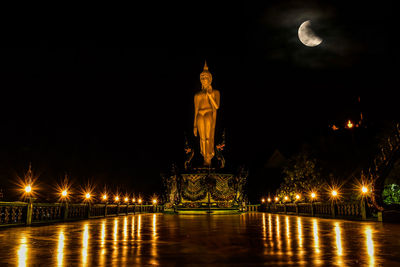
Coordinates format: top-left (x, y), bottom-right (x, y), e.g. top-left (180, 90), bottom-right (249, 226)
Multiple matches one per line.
top-left (200, 61), bottom-right (212, 89)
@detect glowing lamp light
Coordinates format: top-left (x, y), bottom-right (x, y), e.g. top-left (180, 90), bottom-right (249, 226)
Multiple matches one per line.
top-left (25, 185), bottom-right (32, 193)
top-left (274, 197), bottom-right (279, 202)
top-left (102, 194), bottom-right (107, 200)
top-left (61, 190), bottom-right (68, 197)
top-left (115, 196), bottom-right (120, 202)
top-left (138, 199), bottom-right (142, 204)
top-left (296, 194), bottom-right (300, 200)
top-left (311, 192), bottom-right (316, 199)
top-left (261, 198), bottom-right (265, 203)
top-left (332, 190), bottom-right (338, 197)
top-left (284, 196), bottom-right (288, 201)
top-left (347, 120), bottom-right (354, 129)
top-left (132, 198), bottom-right (136, 203)
top-left (152, 199), bottom-right (157, 205)
top-left (362, 187), bottom-right (368, 194)
top-left (267, 198), bottom-right (271, 202)
top-left (124, 197), bottom-right (129, 203)
top-left (85, 193), bottom-right (90, 199)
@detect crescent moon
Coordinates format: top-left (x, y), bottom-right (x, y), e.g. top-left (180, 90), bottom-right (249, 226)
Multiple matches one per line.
top-left (298, 20), bottom-right (322, 47)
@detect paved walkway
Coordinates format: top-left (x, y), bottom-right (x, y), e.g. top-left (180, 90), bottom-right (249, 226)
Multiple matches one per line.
top-left (0, 213), bottom-right (399, 266)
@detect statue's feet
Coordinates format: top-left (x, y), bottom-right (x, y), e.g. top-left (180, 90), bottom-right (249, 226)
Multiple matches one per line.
top-left (203, 158), bottom-right (212, 167)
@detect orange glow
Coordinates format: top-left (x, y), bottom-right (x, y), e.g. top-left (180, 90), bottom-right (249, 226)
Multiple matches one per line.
top-left (284, 196), bottom-right (288, 201)
top-left (332, 125), bottom-right (339, 131)
top-left (115, 196), bottom-right (120, 202)
top-left (295, 194), bottom-right (300, 200)
top-left (267, 198), bottom-right (271, 202)
top-left (275, 197), bottom-right (279, 202)
top-left (102, 194), bottom-right (107, 200)
top-left (138, 199), bottom-right (142, 204)
top-left (332, 190), bottom-right (338, 197)
top-left (132, 198), bottom-right (136, 203)
top-left (261, 198), bottom-right (265, 203)
top-left (61, 190), bottom-right (68, 197)
top-left (152, 199), bottom-right (157, 205)
top-left (124, 197), bottom-right (129, 203)
top-left (311, 192), bottom-right (316, 199)
top-left (346, 120), bottom-right (354, 129)
top-left (85, 193), bottom-right (90, 199)
top-left (25, 185), bottom-right (32, 193)
top-left (362, 186), bottom-right (368, 194)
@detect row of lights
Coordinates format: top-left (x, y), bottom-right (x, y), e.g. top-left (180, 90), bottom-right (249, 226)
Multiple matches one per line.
top-left (261, 186), bottom-right (369, 203)
top-left (25, 185), bottom-right (157, 205)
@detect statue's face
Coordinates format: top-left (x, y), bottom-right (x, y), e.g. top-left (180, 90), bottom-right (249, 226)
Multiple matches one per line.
top-left (200, 74), bottom-right (211, 88)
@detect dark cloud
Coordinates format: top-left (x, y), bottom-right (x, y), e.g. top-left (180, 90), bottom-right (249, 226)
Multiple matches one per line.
top-left (246, 0), bottom-right (392, 70)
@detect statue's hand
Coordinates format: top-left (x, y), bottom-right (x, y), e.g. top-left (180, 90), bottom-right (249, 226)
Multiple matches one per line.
top-left (193, 127), bottom-right (198, 137)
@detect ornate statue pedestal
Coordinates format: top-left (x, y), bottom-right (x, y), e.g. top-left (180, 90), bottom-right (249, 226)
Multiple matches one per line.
top-left (164, 168), bottom-right (247, 215)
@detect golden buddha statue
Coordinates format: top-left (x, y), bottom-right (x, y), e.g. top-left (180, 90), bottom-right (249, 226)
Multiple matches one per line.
top-left (193, 61), bottom-right (220, 166)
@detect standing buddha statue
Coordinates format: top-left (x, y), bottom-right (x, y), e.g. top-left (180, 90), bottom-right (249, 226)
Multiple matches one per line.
top-left (193, 61), bottom-right (220, 166)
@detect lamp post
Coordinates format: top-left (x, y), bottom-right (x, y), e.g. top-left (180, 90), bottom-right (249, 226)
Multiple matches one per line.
top-left (84, 193), bottom-right (91, 218)
top-left (152, 199), bottom-right (158, 212)
top-left (331, 190), bottom-right (338, 218)
top-left (132, 197), bottom-right (136, 214)
top-left (361, 186), bottom-right (368, 220)
top-left (115, 195), bottom-right (120, 215)
top-left (25, 185), bottom-right (33, 225)
top-left (310, 192), bottom-right (316, 216)
top-left (102, 194), bottom-right (108, 217)
top-left (138, 198), bottom-right (142, 212)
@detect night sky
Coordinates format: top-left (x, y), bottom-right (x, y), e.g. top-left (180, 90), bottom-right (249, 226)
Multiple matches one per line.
top-left (0, 1), bottom-right (396, 200)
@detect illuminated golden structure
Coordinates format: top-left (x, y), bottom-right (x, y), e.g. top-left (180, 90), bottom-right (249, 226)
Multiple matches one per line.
top-left (193, 61), bottom-right (220, 166)
top-left (163, 61), bottom-right (247, 213)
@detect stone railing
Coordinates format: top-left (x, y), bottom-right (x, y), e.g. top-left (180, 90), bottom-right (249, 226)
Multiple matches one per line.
top-left (258, 200), bottom-right (372, 221)
top-left (0, 202), bottom-right (27, 226)
top-left (0, 200), bottom-right (163, 227)
top-left (246, 204), bottom-right (260, 212)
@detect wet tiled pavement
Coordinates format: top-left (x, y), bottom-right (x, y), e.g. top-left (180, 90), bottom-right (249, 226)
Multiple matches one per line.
top-left (1, 213), bottom-right (399, 266)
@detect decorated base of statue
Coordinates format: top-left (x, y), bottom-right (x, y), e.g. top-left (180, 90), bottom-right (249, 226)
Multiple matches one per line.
top-left (163, 167), bottom-right (247, 215)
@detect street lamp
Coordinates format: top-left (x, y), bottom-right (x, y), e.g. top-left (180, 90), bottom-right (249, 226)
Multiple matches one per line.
top-left (61, 190), bottom-right (68, 197)
top-left (284, 196), bottom-right (289, 202)
top-left (25, 185), bottom-right (32, 194)
top-left (274, 197), bottom-right (279, 202)
top-left (331, 190), bottom-right (338, 197)
top-left (346, 120), bottom-right (354, 129)
top-left (85, 193), bottom-right (91, 199)
top-left (261, 198), bottom-right (265, 203)
top-left (124, 197), bottom-right (129, 203)
top-left (138, 198), bottom-right (142, 204)
top-left (311, 192), bottom-right (316, 199)
top-left (267, 198), bottom-right (271, 203)
top-left (152, 199), bottom-right (157, 205)
top-left (362, 186), bottom-right (368, 194)
top-left (102, 194), bottom-right (107, 201)
top-left (115, 196), bottom-right (120, 202)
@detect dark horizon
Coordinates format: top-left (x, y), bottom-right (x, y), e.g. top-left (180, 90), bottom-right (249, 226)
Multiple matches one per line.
top-left (0, 1), bottom-right (396, 201)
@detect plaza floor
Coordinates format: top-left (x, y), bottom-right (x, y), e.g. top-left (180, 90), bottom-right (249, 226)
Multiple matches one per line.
top-left (1, 213), bottom-right (399, 266)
